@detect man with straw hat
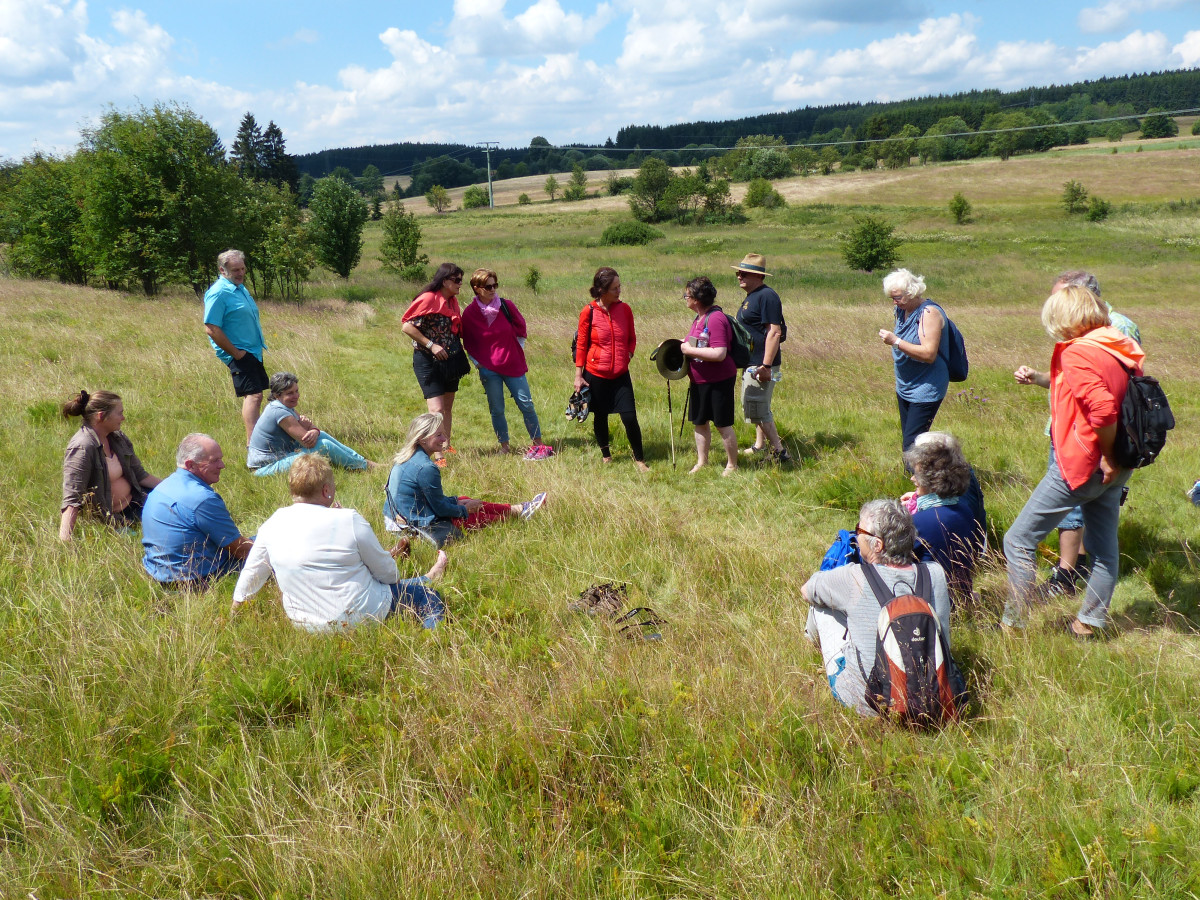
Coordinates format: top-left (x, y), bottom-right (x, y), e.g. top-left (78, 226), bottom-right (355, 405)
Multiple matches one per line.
top-left (732, 253), bottom-right (791, 463)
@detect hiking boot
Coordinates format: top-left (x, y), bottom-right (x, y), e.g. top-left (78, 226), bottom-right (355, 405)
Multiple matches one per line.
top-left (770, 447), bottom-right (793, 464)
top-left (1044, 566), bottom-right (1078, 597)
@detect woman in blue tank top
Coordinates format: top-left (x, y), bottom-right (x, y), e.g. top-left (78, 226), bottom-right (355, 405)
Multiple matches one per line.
top-left (877, 268), bottom-right (949, 455)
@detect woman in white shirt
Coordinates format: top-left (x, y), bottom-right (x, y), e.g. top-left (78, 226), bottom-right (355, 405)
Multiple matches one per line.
top-left (232, 455), bottom-right (447, 631)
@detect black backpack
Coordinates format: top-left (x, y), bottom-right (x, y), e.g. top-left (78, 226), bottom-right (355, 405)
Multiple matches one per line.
top-left (1113, 368), bottom-right (1174, 469)
top-left (860, 563), bottom-right (962, 728)
top-left (570, 305), bottom-right (594, 360)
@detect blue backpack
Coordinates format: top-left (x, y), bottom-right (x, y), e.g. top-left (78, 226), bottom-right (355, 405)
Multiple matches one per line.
top-left (928, 301), bottom-right (968, 383)
top-left (820, 529), bottom-right (860, 571)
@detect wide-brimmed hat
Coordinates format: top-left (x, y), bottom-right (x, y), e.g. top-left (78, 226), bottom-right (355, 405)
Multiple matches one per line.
top-left (731, 253), bottom-right (771, 276)
top-left (650, 338), bottom-right (687, 381)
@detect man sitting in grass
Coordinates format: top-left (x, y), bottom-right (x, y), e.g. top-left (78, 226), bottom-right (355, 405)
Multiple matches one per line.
top-left (801, 499), bottom-right (952, 716)
top-left (231, 454), bottom-right (448, 632)
top-left (142, 433), bottom-right (254, 586)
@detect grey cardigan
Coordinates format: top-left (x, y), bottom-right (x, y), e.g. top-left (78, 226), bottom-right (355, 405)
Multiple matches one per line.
top-left (61, 425), bottom-right (152, 520)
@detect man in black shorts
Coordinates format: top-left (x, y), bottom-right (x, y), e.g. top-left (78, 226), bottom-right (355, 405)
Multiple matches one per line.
top-left (203, 249), bottom-right (268, 444)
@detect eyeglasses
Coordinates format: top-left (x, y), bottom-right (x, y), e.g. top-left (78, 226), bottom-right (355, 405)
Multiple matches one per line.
top-left (482, 282), bottom-right (498, 290)
top-left (855, 524), bottom-right (880, 540)
top-left (447, 276), bottom-right (463, 284)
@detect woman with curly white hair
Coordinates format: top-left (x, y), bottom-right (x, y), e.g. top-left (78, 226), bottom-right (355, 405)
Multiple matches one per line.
top-left (877, 268), bottom-right (950, 453)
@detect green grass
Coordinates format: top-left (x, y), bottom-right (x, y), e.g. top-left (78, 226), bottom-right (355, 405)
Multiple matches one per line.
top-left (3, 147), bottom-right (1200, 897)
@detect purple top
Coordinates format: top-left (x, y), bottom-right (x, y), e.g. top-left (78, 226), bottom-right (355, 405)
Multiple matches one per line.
top-left (461, 296), bottom-right (529, 377)
top-left (687, 306), bottom-right (737, 384)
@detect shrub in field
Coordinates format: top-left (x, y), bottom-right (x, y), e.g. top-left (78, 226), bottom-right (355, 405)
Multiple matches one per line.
top-left (379, 206), bottom-right (429, 281)
top-left (425, 185), bottom-right (451, 213)
top-left (1107, 123), bottom-right (1125, 142)
top-left (744, 178), bottom-right (785, 209)
top-left (518, 193), bottom-right (531, 205)
top-left (309, 176), bottom-right (368, 278)
top-left (1140, 111), bottom-right (1178, 139)
top-left (841, 215), bottom-right (901, 272)
top-left (1193, 121), bottom-right (1200, 136)
top-left (525, 264), bottom-right (541, 294)
top-left (606, 173), bottom-right (634, 195)
top-left (0, 153), bottom-right (90, 284)
top-left (600, 221), bottom-right (664, 246)
top-left (1086, 196), bottom-right (1112, 221)
top-left (949, 192), bottom-right (972, 225)
top-left (564, 164), bottom-right (588, 202)
top-left (462, 185), bottom-right (490, 209)
top-left (1061, 180), bottom-right (1089, 214)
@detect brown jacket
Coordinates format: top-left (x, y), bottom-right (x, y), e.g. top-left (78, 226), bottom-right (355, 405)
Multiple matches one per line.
top-left (61, 425), bottom-right (152, 520)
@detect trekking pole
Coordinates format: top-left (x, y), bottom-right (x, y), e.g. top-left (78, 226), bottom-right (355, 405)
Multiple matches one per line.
top-left (666, 379), bottom-right (676, 469)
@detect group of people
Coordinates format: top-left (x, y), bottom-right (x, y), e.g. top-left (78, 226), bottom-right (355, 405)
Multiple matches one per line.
top-left (59, 246), bottom-right (1157, 714)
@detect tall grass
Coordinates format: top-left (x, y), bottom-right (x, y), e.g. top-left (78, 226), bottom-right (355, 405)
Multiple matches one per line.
top-left (2, 148), bottom-right (1200, 897)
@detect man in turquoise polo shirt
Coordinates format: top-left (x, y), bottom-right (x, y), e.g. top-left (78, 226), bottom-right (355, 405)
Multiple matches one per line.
top-left (142, 434), bottom-right (254, 585)
top-left (204, 249), bottom-right (268, 444)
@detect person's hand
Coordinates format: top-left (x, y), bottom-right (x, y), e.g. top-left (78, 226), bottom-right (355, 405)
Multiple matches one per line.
top-left (755, 366), bottom-right (771, 383)
top-left (430, 342), bottom-right (448, 361)
top-left (296, 414), bottom-right (315, 429)
top-left (878, 329), bottom-right (897, 347)
top-left (900, 490), bottom-right (916, 504)
top-left (233, 348), bottom-right (246, 360)
top-left (1014, 365), bottom-right (1036, 385)
top-left (1100, 455), bottom-right (1121, 484)
top-left (300, 428), bottom-right (319, 448)
top-left (573, 374), bottom-right (585, 392)
top-left (463, 498), bottom-right (485, 512)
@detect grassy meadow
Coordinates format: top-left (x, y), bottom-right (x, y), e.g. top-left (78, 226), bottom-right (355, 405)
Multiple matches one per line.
top-left (2, 145), bottom-right (1200, 898)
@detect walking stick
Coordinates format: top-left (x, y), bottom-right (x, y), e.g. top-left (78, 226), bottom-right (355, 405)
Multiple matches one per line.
top-left (667, 379), bottom-right (676, 469)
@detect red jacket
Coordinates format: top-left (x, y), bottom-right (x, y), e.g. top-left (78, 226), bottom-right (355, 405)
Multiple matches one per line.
top-left (575, 300), bottom-right (636, 379)
top-left (1050, 326), bottom-right (1145, 489)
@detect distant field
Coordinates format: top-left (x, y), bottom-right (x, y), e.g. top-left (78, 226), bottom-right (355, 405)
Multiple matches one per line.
top-left (3, 145), bottom-right (1200, 897)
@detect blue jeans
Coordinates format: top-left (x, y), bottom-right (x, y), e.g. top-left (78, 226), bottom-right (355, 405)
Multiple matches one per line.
top-left (477, 366), bottom-right (540, 445)
top-left (1047, 443), bottom-right (1085, 531)
top-left (1002, 463), bottom-right (1132, 628)
top-left (250, 432), bottom-right (369, 477)
top-left (388, 577), bottom-right (444, 629)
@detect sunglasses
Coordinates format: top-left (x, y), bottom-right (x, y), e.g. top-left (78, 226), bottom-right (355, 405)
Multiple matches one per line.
top-left (855, 524), bottom-right (880, 540)
top-left (481, 282), bottom-right (498, 290)
top-left (447, 276), bottom-right (463, 284)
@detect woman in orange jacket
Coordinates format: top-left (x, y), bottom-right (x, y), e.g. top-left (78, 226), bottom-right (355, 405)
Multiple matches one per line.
top-left (1001, 285), bottom-right (1145, 637)
top-left (573, 267), bottom-right (649, 470)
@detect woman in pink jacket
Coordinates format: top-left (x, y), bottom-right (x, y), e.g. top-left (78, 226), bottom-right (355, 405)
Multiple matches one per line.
top-left (461, 268), bottom-right (553, 460)
top-left (1001, 284), bottom-right (1145, 637)
top-left (573, 267), bottom-right (649, 471)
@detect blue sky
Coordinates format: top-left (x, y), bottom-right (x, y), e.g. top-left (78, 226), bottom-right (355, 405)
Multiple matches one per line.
top-left (2, 0), bottom-right (1199, 161)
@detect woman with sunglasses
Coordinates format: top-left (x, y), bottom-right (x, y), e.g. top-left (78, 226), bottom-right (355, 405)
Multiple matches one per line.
top-left (461, 268), bottom-right (553, 459)
top-left (401, 262), bottom-right (470, 447)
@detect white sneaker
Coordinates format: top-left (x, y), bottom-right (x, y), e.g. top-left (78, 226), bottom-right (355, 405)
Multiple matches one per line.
top-left (520, 491), bottom-right (548, 520)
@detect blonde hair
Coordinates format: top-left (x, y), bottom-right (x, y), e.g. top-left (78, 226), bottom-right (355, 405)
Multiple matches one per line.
top-left (470, 268), bottom-right (498, 293)
top-left (393, 412), bottom-right (444, 465)
top-left (1041, 284), bottom-right (1110, 341)
top-left (882, 268), bottom-right (926, 300)
top-left (288, 454), bottom-right (333, 500)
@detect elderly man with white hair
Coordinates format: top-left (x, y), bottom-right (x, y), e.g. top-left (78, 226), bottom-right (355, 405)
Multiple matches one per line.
top-left (802, 498), bottom-right (952, 716)
top-left (204, 248), bottom-right (268, 443)
top-left (142, 433), bottom-right (254, 585)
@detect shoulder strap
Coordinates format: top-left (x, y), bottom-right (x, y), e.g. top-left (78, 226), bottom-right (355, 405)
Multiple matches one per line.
top-left (860, 563), bottom-right (894, 608)
top-left (498, 298), bottom-right (516, 327)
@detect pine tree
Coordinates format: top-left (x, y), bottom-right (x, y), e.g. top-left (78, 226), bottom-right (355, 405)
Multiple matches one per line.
top-left (231, 113), bottom-right (264, 180)
top-left (261, 121), bottom-right (298, 190)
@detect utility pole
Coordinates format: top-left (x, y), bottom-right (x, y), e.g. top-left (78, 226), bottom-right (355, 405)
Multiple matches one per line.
top-left (478, 141), bottom-right (499, 209)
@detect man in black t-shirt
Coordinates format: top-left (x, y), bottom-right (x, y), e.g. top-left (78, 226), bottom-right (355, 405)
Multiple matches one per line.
top-left (732, 253), bottom-right (790, 463)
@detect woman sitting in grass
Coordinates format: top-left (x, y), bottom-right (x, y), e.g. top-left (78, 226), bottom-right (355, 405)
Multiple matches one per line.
top-left (247, 372), bottom-right (376, 476)
top-left (60, 389), bottom-right (162, 541)
top-left (384, 412), bottom-right (547, 547)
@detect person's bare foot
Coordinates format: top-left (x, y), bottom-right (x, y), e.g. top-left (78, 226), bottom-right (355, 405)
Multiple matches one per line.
top-left (366, 460), bottom-right (383, 471)
top-left (1067, 618), bottom-right (1094, 639)
top-left (426, 550), bottom-right (449, 583)
top-left (722, 465), bottom-right (737, 477)
top-left (602, 456), bottom-right (613, 464)
top-left (688, 462), bottom-right (705, 474)
top-left (634, 460), bottom-right (651, 472)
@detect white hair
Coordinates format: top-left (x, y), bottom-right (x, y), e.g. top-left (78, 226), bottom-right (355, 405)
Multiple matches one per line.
top-left (218, 249), bottom-right (245, 271)
top-left (177, 433), bottom-right (216, 467)
top-left (882, 268), bottom-right (926, 300)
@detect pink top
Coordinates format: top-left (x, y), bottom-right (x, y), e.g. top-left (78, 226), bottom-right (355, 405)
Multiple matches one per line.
top-left (460, 296), bottom-right (529, 377)
top-left (686, 306), bottom-right (737, 384)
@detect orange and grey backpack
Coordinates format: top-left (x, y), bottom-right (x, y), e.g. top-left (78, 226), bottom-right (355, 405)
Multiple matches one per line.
top-left (860, 562), bottom-right (962, 728)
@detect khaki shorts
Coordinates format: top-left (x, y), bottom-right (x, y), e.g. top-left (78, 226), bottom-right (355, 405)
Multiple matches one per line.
top-left (741, 367), bottom-right (778, 424)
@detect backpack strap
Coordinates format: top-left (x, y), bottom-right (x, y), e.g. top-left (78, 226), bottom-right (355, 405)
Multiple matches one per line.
top-left (861, 562), bottom-right (931, 607)
top-left (498, 298), bottom-right (516, 328)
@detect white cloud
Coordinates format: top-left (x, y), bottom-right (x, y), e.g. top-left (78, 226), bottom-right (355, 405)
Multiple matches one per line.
top-left (1078, 1), bottom-right (1129, 33)
top-left (452, 0), bottom-right (612, 56)
top-left (1069, 29), bottom-right (1173, 76)
top-left (0, 0), bottom-right (89, 83)
top-left (1173, 29), bottom-right (1200, 65)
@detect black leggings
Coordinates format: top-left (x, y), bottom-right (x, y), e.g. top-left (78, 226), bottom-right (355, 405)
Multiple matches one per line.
top-left (594, 412), bottom-right (644, 461)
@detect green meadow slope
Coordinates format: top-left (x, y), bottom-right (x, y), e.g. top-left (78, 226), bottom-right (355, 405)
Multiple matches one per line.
top-left (2, 146), bottom-right (1199, 898)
